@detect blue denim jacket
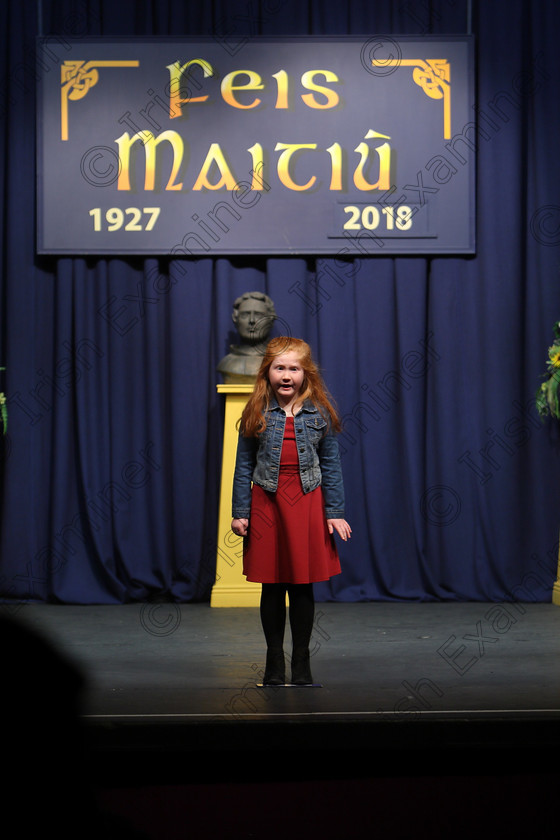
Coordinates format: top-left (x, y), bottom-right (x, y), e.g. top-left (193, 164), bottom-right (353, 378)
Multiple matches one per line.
top-left (232, 398), bottom-right (345, 520)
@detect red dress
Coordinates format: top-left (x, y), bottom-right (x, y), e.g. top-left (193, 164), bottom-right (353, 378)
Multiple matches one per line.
top-left (243, 417), bottom-right (341, 584)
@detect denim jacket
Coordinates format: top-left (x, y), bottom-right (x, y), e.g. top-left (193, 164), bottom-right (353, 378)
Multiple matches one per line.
top-left (232, 398), bottom-right (345, 520)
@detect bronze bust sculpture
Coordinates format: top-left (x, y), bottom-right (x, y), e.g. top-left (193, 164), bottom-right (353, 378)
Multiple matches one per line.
top-left (217, 291), bottom-right (277, 383)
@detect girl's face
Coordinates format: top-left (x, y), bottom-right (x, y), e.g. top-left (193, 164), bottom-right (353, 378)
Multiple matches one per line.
top-left (268, 351), bottom-right (305, 409)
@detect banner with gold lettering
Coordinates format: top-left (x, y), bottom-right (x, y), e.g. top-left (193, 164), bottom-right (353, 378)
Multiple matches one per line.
top-left (37, 36), bottom-right (475, 255)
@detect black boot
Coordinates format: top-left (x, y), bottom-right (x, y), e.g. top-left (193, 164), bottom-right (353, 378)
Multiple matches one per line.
top-left (290, 649), bottom-right (313, 685)
top-left (263, 648), bottom-right (286, 685)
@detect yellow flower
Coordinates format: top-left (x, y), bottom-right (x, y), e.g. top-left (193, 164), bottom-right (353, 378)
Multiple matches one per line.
top-left (548, 346), bottom-right (560, 367)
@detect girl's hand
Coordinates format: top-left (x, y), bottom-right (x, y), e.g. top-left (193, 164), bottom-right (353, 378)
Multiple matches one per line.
top-left (327, 519), bottom-right (352, 541)
top-left (231, 518), bottom-right (249, 537)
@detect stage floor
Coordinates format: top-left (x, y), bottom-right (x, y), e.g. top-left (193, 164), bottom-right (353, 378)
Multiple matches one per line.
top-left (11, 600), bottom-right (560, 749)
top-left (7, 600), bottom-right (560, 839)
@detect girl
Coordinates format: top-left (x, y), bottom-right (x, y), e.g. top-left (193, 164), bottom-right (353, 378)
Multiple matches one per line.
top-left (231, 337), bottom-right (351, 686)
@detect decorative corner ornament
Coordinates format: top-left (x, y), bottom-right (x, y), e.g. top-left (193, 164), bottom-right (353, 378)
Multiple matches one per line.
top-left (60, 60), bottom-right (140, 140)
top-left (371, 58), bottom-right (451, 139)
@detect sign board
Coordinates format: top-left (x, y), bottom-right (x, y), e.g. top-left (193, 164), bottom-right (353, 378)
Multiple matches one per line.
top-left (37, 36), bottom-right (475, 255)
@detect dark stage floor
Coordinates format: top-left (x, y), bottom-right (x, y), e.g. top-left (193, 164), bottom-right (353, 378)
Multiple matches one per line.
top-left (11, 600), bottom-right (560, 738)
top-left (6, 601), bottom-right (560, 839)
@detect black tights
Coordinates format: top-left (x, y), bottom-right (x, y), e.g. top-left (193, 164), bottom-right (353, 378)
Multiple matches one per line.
top-left (260, 582), bottom-right (315, 655)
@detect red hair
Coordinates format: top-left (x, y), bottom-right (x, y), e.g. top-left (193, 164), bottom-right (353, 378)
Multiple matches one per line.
top-left (239, 337), bottom-right (342, 437)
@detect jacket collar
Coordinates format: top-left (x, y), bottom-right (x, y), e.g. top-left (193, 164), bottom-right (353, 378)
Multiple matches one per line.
top-left (268, 396), bottom-right (317, 413)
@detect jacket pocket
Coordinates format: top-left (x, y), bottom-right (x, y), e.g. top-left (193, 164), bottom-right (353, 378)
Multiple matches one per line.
top-left (304, 416), bottom-right (327, 442)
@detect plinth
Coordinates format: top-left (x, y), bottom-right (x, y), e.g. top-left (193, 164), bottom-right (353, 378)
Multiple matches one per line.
top-left (554, 542), bottom-right (560, 606)
top-left (211, 383), bottom-right (261, 607)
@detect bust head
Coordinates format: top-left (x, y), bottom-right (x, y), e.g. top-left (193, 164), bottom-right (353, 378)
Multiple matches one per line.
top-left (232, 291), bottom-right (277, 345)
top-left (217, 291), bottom-right (278, 382)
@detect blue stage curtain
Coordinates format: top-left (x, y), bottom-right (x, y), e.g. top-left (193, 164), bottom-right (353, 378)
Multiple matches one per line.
top-left (1, 0), bottom-right (560, 605)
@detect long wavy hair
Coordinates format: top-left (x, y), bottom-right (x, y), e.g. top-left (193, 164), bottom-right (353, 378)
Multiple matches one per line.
top-left (239, 336), bottom-right (342, 437)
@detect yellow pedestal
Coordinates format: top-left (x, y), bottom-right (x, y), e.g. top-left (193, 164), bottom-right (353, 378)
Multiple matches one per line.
top-left (211, 384), bottom-right (261, 607)
top-left (553, 540), bottom-right (560, 605)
